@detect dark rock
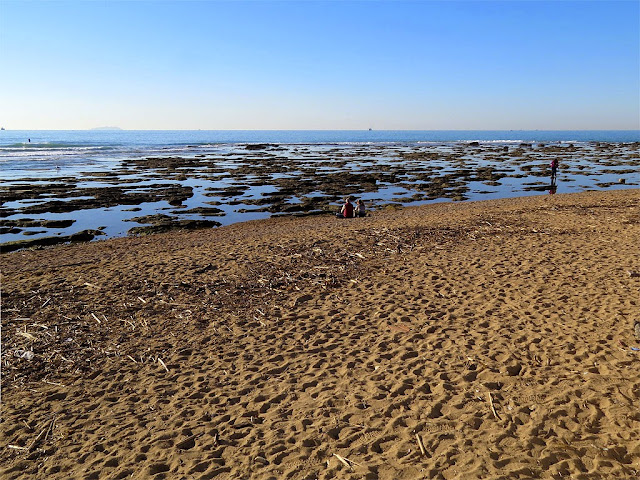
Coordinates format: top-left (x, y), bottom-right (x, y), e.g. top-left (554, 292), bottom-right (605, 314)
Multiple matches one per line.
top-left (41, 219), bottom-right (75, 228)
top-left (1, 229), bottom-right (105, 253)
top-left (245, 144), bottom-right (275, 150)
top-left (173, 207), bottom-right (225, 216)
top-left (128, 220), bottom-right (220, 236)
top-left (128, 214), bottom-right (173, 224)
top-left (70, 229), bottom-right (105, 242)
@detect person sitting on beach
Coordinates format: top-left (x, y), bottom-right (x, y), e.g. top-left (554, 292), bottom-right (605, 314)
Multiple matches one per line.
top-left (355, 199), bottom-right (366, 217)
top-left (336, 197), bottom-right (354, 218)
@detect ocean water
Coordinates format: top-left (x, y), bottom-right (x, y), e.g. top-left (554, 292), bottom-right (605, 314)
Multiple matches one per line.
top-left (1, 130), bottom-right (639, 247)
top-left (1, 129), bottom-right (639, 171)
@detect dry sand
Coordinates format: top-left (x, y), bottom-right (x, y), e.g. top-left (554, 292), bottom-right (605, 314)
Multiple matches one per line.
top-left (1, 189), bottom-right (639, 480)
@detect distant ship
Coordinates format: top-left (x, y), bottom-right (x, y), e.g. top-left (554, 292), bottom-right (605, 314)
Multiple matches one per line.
top-left (368, 128), bottom-right (372, 131)
top-left (1, 127), bottom-right (5, 131)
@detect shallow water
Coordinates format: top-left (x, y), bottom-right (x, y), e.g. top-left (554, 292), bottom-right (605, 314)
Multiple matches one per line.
top-left (1, 141), bottom-right (638, 248)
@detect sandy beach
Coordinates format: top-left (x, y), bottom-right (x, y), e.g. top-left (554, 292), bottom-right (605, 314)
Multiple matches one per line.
top-left (1, 189), bottom-right (639, 479)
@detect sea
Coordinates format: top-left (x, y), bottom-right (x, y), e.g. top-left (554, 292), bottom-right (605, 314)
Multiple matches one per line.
top-left (1, 130), bottom-right (640, 175)
top-left (1, 130), bottom-right (639, 247)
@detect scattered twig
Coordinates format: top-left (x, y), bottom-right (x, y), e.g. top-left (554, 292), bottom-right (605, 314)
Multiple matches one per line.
top-left (333, 453), bottom-right (353, 470)
top-left (157, 357), bottom-right (169, 373)
top-left (488, 392), bottom-right (501, 420)
top-left (28, 323), bottom-right (49, 330)
top-left (43, 380), bottom-right (66, 387)
top-left (28, 415), bottom-right (56, 451)
top-left (16, 331), bottom-right (37, 341)
top-left (44, 416), bottom-right (57, 442)
top-left (416, 433), bottom-right (426, 456)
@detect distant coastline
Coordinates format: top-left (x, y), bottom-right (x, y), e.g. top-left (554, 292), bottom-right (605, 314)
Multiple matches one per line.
top-left (91, 126), bottom-right (122, 131)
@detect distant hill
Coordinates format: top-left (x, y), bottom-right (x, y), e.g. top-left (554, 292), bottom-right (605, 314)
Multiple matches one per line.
top-left (91, 126), bottom-right (123, 131)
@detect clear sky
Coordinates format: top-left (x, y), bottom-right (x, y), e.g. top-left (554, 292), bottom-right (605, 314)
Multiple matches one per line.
top-left (0, 0), bottom-right (638, 130)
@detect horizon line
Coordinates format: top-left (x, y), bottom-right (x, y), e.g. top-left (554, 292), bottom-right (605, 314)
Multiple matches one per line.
top-left (3, 128), bottom-right (640, 132)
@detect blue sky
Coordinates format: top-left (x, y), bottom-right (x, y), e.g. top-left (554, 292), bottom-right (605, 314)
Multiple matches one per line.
top-left (1, 0), bottom-right (638, 130)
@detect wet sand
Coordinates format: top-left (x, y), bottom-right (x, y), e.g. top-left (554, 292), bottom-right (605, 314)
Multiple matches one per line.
top-left (1, 189), bottom-right (640, 479)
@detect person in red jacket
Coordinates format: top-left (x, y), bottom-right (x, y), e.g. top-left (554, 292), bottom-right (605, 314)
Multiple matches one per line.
top-left (550, 158), bottom-right (559, 185)
top-left (336, 197), bottom-right (354, 218)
